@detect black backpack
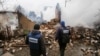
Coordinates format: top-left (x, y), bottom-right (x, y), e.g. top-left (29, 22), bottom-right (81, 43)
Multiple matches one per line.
top-left (61, 27), bottom-right (70, 43)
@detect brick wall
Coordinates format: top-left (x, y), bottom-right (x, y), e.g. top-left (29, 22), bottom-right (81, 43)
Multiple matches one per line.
top-left (18, 13), bottom-right (35, 31)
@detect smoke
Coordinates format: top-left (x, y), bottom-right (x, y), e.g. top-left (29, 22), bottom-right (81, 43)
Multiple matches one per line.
top-left (17, 0), bottom-right (100, 28)
top-left (3, 0), bottom-right (100, 28)
top-left (61, 0), bottom-right (100, 28)
top-left (43, 8), bottom-right (55, 22)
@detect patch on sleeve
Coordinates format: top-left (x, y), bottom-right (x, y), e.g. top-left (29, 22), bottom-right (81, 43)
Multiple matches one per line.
top-left (29, 37), bottom-right (38, 43)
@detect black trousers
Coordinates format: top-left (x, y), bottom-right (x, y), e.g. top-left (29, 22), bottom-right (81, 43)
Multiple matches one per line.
top-left (30, 49), bottom-right (41, 56)
top-left (59, 43), bottom-right (67, 56)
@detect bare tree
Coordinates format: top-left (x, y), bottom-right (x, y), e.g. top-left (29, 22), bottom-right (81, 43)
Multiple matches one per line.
top-left (0, 0), bottom-right (9, 10)
top-left (0, 0), bottom-right (5, 10)
top-left (65, 0), bottom-right (71, 7)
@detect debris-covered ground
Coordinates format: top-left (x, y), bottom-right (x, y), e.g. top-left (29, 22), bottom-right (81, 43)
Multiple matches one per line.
top-left (0, 19), bottom-right (100, 56)
top-left (0, 26), bottom-right (100, 56)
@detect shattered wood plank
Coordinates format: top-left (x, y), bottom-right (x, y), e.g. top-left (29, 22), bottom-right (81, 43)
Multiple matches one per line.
top-left (12, 45), bottom-right (28, 47)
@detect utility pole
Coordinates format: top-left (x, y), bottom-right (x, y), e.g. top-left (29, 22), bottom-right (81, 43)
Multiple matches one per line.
top-left (65, 0), bottom-right (71, 7)
top-left (0, 0), bottom-right (4, 9)
top-left (65, 0), bottom-right (67, 7)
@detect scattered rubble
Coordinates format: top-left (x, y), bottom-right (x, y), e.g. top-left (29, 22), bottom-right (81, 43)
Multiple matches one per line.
top-left (0, 18), bottom-right (100, 56)
top-left (1, 52), bottom-right (14, 56)
top-left (1, 37), bottom-right (26, 53)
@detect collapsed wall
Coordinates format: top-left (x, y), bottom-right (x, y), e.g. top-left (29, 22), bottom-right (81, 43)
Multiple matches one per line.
top-left (0, 12), bottom-right (18, 30)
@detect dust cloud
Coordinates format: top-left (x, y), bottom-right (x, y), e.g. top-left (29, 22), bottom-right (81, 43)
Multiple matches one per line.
top-left (61, 0), bottom-right (100, 28)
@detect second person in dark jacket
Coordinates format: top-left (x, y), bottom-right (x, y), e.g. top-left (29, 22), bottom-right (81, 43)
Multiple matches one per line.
top-left (55, 21), bottom-right (71, 56)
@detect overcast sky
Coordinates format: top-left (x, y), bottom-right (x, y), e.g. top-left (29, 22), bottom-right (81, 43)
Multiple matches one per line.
top-left (0, 0), bottom-right (100, 28)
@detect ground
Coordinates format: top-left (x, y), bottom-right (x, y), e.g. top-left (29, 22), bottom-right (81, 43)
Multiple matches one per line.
top-left (4, 41), bottom-right (96, 56)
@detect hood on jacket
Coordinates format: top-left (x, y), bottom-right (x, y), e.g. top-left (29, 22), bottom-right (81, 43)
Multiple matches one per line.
top-left (32, 30), bottom-right (41, 35)
top-left (60, 21), bottom-right (65, 27)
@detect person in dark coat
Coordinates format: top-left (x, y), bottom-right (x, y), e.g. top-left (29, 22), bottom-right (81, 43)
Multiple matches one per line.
top-left (26, 24), bottom-right (46, 56)
top-left (55, 21), bottom-right (71, 56)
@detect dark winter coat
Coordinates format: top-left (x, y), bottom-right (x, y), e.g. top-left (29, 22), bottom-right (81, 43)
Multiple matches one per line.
top-left (55, 21), bottom-right (71, 44)
top-left (26, 30), bottom-right (46, 56)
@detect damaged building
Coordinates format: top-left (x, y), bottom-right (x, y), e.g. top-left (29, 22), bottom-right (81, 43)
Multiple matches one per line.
top-left (0, 6), bottom-right (35, 40)
top-left (0, 11), bottom-right (18, 40)
top-left (17, 6), bottom-right (45, 31)
top-left (0, 5), bottom-right (47, 40)
top-left (0, 11), bottom-right (18, 30)
top-left (0, 5), bottom-right (44, 31)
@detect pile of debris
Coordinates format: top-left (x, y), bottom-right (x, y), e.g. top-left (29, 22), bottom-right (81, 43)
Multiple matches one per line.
top-left (69, 27), bottom-right (100, 56)
top-left (40, 20), bottom-right (58, 49)
top-left (0, 37), bottom-right (26, 53)
top-left (0, 17), bottom-right (100, 56)
top-left (70, 27), bottom-right (100, 45)
top-left (0, 26), bottom-right (28, 54)
top-left (0, 18), bottom-right (59, 55)
top-left (40, 18), bottom-right (100, 54)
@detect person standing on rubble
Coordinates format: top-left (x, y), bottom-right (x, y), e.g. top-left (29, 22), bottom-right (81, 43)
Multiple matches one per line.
top-left (55, 21), bottom-right (71, 56)
top-left (26, 24), bottom-right (46, 56)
